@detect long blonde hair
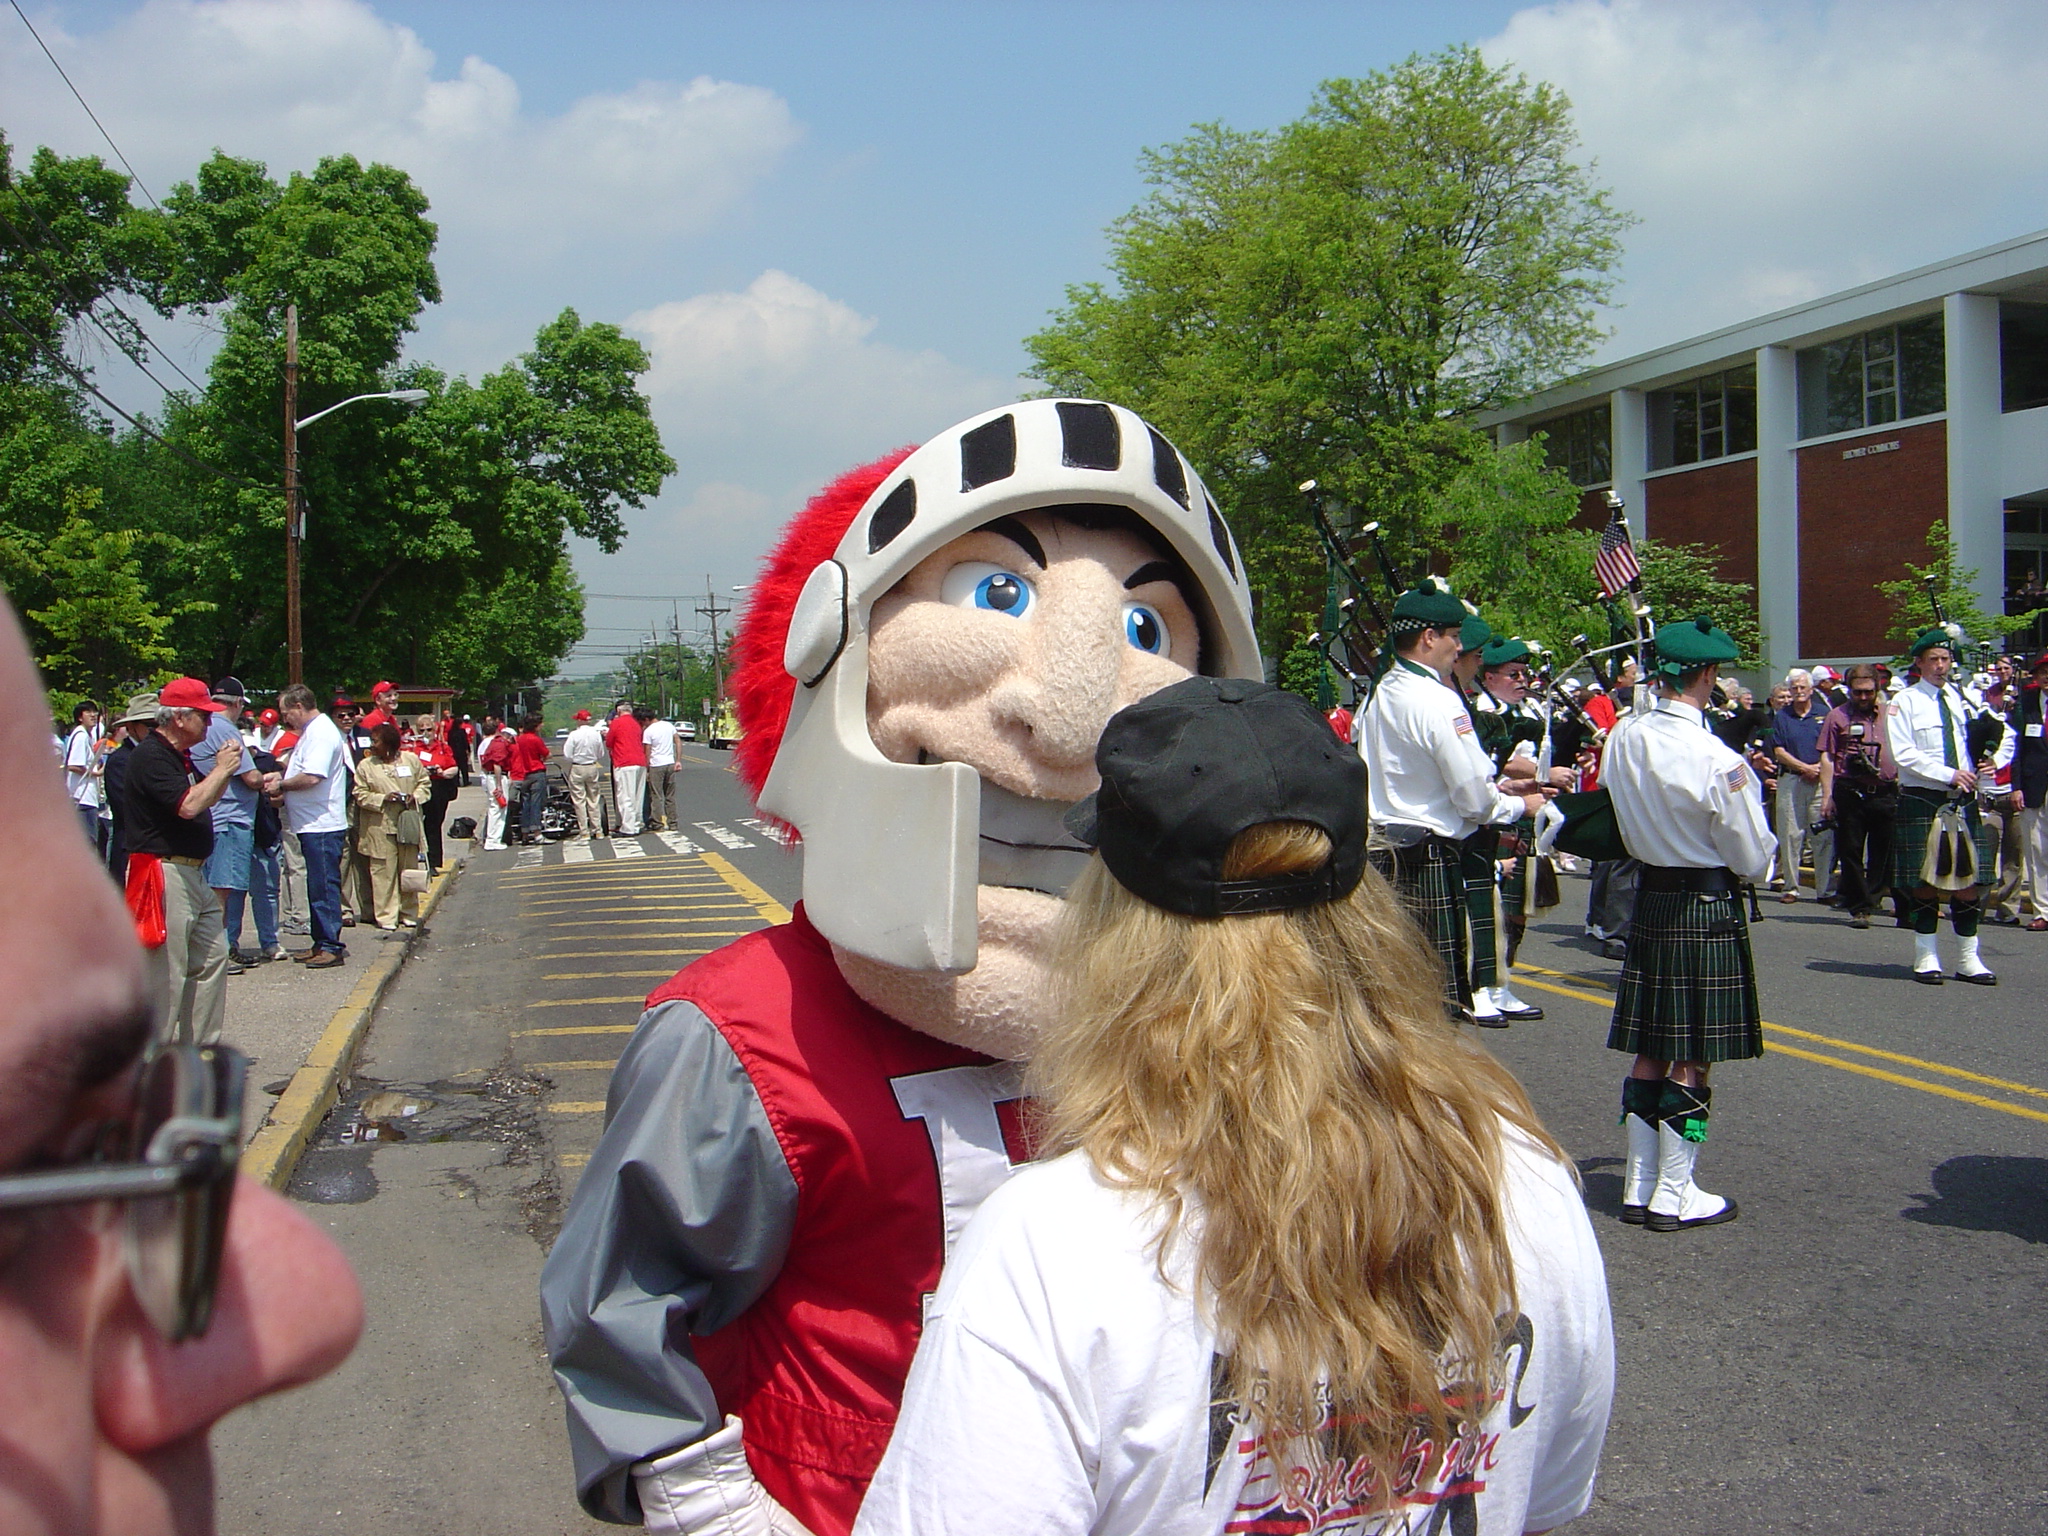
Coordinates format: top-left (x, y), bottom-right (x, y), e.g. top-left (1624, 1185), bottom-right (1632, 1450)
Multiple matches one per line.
top-left (1034, 821), bottom-right (1565, 1478)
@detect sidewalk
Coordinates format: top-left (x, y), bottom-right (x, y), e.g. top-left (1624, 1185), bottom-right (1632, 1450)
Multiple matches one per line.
top-left (229, 785), bottom-right (486, 1149)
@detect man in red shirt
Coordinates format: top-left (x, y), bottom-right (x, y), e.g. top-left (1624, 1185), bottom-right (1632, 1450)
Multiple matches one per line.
top-left (357, 681), bottom-right (399, 734)
top-left (507, 714), bottom-right (553, 845)
top-left (604, 701), bottom-right (648, 836)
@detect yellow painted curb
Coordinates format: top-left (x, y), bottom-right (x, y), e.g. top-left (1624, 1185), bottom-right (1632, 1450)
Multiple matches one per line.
top-left (242, 862), bottom-right (464, 1191)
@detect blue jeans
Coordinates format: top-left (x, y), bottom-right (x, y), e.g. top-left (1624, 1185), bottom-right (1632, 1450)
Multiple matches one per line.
top-left (230, 843), bottom-right (281, 952)
top-left (298, 830), bottom-right (346, 955)
top-left (520, 772), bottom-right (549, 841)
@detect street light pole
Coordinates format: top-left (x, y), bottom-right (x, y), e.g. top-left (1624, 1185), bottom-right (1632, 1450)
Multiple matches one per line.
top-left (284, 304), bottom-right (302, 686)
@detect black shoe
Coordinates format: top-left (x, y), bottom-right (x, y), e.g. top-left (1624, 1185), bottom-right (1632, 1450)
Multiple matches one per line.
top-left (1601, 939), bottom-right (1627, 962)
top-left (1850, 912), bottom-right (1871, 929)
top-left (1461, 1008), bottom-right (1511, 1029)
top-left (1494, 1001), bottom-right (1545, 1021)
top-left (229, 947), bottom-right (263, 966)
top-left (1913, 968), bottom-right (1944, 985)
top-left (223, 959), bottom-right (246, 976)
top-left (1645, 1198), bottom-right (1739, 1232)
top-left (1954, 968), bottom-right (1998, 986)
top-left (1620, 1203), bottom-right (1648, 1226)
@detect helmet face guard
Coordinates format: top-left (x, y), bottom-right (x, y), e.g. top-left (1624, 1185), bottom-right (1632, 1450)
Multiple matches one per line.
top-left (758, 400), bottom-right (1261, 972)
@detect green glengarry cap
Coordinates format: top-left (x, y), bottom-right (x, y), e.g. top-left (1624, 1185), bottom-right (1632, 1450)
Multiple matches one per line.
top-left (1481, 635), bottom-right (1532, 668)
top-left (1390, 578), bottom-right (1467, 629)
top-left (1653, 614), bottom-right (1739, 675)
top-left (1910, 622), bottom-right (1965, 656)
top-left (1458, 613), bottom-right (1493, 653)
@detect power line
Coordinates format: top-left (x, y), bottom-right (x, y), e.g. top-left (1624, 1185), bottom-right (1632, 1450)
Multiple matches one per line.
top-left (7, 0), bottom-right (163, 212)
top-left (0, 303), bottom-right (272, 490)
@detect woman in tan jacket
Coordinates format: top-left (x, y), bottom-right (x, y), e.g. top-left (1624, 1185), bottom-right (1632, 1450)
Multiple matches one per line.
top-left (353, 722), bottom-right (427, 928)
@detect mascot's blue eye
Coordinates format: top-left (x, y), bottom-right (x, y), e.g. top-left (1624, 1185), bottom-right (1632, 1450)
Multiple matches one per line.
top-left (941, 562), bottom-right (1036, 618)
top-left (1124, 603), bottom-right (1169, 657)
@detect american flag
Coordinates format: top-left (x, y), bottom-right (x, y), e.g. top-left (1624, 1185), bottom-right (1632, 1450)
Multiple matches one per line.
top-left (1594, 505), bottom-right (1641, 598)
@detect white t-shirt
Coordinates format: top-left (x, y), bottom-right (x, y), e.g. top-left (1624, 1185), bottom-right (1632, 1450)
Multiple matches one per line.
top-left (857, 1137), bottom-right (1612, 1536)
top-left (563, 723), bottom-right (607, 766)
top-left (64, 725), bottom-right (102, 809)
top-left (283, 712), bottom-right (351, 834)
top-left (643, 717), bottom-right (678, 767)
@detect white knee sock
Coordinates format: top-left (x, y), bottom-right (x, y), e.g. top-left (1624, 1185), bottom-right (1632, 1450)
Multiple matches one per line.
top-left (1913, 932), bottom-right (1941, 972)
top-left (1957, 934), bottom-right (1991, 975)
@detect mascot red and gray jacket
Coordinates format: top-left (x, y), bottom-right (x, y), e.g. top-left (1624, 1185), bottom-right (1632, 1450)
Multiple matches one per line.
top-left (540, 401), bottom-right (1261, 1534)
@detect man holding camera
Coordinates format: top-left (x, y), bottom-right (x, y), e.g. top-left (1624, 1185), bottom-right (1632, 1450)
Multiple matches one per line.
top-left (1817, 665), bottom-right (1898, 929)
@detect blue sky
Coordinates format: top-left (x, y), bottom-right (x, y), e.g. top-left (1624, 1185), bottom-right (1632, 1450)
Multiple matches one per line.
top-left (9, 1), bottom-right (2048, 674)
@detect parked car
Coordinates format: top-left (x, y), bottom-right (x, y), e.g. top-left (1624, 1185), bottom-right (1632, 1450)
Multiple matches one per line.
top-left (678, 720), bottom-right (697, 741)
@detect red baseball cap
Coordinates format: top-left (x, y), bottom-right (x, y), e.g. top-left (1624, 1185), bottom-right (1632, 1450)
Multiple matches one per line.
top-left (371, 681), bottom-right (396, 696)
top-left (158, 677), bottom-right (227, 713)
top-left (259, 707), bottom-right (280, 724)
top-left (2033, 651), bottom-right (2048, 672)
top-left (573, 709), bottom-right (591, 721)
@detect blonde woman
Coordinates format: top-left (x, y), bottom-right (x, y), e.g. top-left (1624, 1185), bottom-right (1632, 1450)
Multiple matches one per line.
top-left (353, 722), bottom-right (427, 928)
top-left (858, 678), bottom-right (1612, 1536)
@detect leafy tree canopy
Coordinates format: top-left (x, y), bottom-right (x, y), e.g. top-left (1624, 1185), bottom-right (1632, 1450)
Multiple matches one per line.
top-left (1878, 520), bottom-right (2045, 662)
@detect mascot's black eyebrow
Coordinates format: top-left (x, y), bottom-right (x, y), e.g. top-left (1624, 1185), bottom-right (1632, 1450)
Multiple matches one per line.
top-left (975, 516), bottom-right (1046, 569)
top-left (1123, 561), bottom-right (1180, 592)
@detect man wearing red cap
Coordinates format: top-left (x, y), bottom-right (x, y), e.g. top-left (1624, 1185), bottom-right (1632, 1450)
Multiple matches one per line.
top-left (359, 681), bottom-right (399, 734)
top-left (120, 678), bottom-right (243, 1043)
top-left (562, 709), bottom-right (608, 841)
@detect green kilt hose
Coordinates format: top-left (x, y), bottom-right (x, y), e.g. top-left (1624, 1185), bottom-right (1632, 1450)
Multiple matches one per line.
top-left (1370, 836), bottom-right (1470, 1010)
top-left (1460, 828), bottom-right (1500, 990)
top-left (1606, 881), bottom-right (1762, 1064)
top-left (1893, 786), bottom-right (1993, 891)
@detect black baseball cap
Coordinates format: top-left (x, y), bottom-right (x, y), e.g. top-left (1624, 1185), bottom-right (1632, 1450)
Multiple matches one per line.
top-left (1064, 676), bottom-right (1366, 917)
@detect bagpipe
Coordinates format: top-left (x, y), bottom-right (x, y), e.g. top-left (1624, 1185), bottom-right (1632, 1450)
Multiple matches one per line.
top-left (1925, 576), bottom-right (2007, 769)
top-left (1296, 478), bottom-right (1409, 697)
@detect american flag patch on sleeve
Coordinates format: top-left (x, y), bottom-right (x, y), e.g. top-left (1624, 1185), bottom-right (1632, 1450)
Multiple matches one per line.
top-left (1454, 715), bottom-right (1473, 735)
top-left (1725, 764), bottom-right (1748, 792)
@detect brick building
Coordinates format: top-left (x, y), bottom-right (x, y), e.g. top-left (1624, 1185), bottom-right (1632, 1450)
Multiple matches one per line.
top-left (1480, 229), bottom-right (2048, 678)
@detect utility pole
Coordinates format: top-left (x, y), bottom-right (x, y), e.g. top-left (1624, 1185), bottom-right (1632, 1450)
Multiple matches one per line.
top-left (283, 303), bottom-right (303, 685)
top-left (696, 575), bottom-right (732, 703)
top-left (671, 601), bottom-right (685, 719)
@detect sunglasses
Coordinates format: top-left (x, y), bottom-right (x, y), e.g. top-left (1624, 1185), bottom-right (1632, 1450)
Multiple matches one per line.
top-left (0, 1045), bottom-right (244, 1341)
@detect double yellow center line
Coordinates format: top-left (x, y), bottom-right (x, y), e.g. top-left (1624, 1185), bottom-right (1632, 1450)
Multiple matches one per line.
top-left (1511, 963), bottom-right (2048, 1126)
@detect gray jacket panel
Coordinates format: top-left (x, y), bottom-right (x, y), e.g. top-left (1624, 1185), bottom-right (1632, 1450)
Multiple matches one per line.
top-left (539, 999), bottom-right (799, 1523)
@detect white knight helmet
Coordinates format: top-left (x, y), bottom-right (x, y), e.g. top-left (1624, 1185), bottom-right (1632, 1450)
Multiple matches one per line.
top-left (758, 399), bottom-right (1261, 972)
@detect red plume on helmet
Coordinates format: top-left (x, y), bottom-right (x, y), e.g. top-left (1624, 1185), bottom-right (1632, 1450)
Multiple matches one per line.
top-left (730, 448), bottom-right (915, 808)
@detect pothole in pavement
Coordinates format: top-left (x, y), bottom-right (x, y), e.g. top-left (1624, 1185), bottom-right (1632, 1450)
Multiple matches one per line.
top-left (287, 1063), bottom-right (556, 1238)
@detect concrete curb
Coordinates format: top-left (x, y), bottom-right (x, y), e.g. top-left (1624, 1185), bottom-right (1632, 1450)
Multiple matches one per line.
top-left (242, 862), bottom-right (465, 1190)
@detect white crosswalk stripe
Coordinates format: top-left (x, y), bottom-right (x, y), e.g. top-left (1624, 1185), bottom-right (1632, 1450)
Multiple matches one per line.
top-left (561, 840), bottom-right (594, 863)
top-left (737, 817), bottom-right (793, 848)
top-left (656, 830), bottom-right (703, 855)
top-left (514, 846), bottom-right (544, 868)
top-left (693, 821), bottom-right (754, 849)
top-left (605, 838), bottom-right (647, 858)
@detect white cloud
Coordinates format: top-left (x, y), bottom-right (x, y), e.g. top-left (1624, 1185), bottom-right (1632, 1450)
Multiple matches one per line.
top-left (1484, 0), bottom-right (2048, 360)
top-left (628, 270), bottom-right (1017, 461)
top-left (0, 0), bottom-right (799, 265)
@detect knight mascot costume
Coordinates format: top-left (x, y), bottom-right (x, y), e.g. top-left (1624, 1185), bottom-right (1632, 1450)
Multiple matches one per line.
top-left (541, 400), bottom-right (1261, 1533)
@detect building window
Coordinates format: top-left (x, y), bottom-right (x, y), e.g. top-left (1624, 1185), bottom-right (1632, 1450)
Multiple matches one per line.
top-left (2001, 302), bottom-right (2048, 413)
top-left (1647, 364), bottom-right (1758, 470)
top-left (1537, 403), bottom-right (1611, 487)
top-left (1796, 314), bottom-right (1945, 437)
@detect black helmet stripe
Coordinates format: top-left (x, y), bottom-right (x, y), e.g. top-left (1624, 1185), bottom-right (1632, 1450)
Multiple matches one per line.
top-left (1147, 426), bottom-right (1189, 509)
top-left (959, 413), bottom-right (1017, 490)
top-left (1055, 401), bottom-right (1121, 471)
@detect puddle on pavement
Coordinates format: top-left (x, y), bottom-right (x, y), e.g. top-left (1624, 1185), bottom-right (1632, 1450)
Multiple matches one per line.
top-left (288, 1064), bottom-right (551, 1216)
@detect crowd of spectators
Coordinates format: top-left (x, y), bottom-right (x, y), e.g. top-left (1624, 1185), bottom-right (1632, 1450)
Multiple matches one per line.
top-left (477, 699), bottom-right (693, 847)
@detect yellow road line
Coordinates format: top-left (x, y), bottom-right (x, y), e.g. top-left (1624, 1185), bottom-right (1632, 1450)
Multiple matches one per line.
top-left (528, 1059), bottom-right (619, 1071)
top-left (1514, 962), bottom-right (2048, 1100)
top-left (698, 849), bottom-right (793, 925)
top-left (506, 878), bottom-right (732, 892)
top-left (514, 1024), bottom-right (635, 1037)
top-left (525, 995), bottom-right (647, 1008)
top-left (561, 1153), bottom-right (590, 1168)
top-left (527, 901), bottom-right (757, 914)
top-left (537, 944), bottom-right (738, 955)
top-left (1766, 1041), bottom-right (2048, 1126)
top-left (548, 1102), bottom-right (607, 1114)
top-left (540, 917), bottom-right (759, 928)
top-left (542, 969), bottom-right (683, 979)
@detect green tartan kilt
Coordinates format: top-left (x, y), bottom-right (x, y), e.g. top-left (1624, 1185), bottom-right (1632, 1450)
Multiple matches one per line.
top-left (1460, 831), bottom-right (1499, 989)
top-left (1893, 788), bottom-right (1993, 892)
top-left (1498, 816), bottom-right (1543, 911)
top-left (1606, 886), bottom-right (1762, 1063)
top-left (1370, 839), bottom-right (1469, 1010)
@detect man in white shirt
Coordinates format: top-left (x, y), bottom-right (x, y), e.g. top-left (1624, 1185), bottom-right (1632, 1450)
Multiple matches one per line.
top-left (642, 710), bottom-right (679, 831)
top-left (1889, 626), bottom-right (2014, 984)
top-left (561, 710), bottom-right (608, 841)
top-left (62, 701), bottom-right (104, 853)
top-left (1361, 581), bottom-right (1547, 1022)
top-left (266, 684), bottom-right (352, 969)
top-left (1602, 616), bottom-right (1776, 1233)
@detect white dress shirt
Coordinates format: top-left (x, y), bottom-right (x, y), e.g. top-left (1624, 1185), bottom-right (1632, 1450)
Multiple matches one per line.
top-left (1601, 696), bottom-right (1774, 881)
top-left (563, 723), bottom-right (607, 766)
top-left (1888, 678), bottom-right (2014, 792)
top-left (1362, 660), bottom-right (1524, 839)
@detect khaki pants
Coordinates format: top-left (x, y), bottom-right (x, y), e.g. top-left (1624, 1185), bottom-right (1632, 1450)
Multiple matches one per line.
top-left (1982, 800), bottom-right (2026, 920)
top-left (567, 761), bottom-right (606, 838)
top-left (2021, 805), bottom-right (2048, 917)
top-left (279, 829), bottom-right (308, 929)
top-left (361, 830), bottom-right (422, 927)
top-left (148, 861), bottom-right (227, 1047)
top-left (646, 763), bottom-right (676, 829)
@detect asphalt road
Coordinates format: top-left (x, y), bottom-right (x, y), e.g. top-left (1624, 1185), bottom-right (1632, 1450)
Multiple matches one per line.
top-left (214, 752), bottom-right (2048, 1533)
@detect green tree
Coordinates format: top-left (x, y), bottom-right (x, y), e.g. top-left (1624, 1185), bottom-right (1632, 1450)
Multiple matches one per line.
top-left (1632, 540), bottom-right (1761, 669)
top-left (1026, 46), bottom-right (1629, 654)
top-left (1878, 519), bottom-right (2044, 660)
top-left (24, 488), bottom-right (185, 715)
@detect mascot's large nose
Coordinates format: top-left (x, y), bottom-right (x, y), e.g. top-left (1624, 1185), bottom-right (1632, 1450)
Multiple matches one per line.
top-left (986, 578), bottom-right (1125, 771)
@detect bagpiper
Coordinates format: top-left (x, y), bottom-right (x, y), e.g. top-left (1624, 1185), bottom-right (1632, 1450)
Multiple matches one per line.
top-left (1603, 615), bottom-right (1774, 1232)
top-left (1361, 580), bottom-right (1548, 1022)
top-left (1472, 634), bottom-right (1570, 1019)
top-left (1889, 626), bottom-right (2011, 984)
